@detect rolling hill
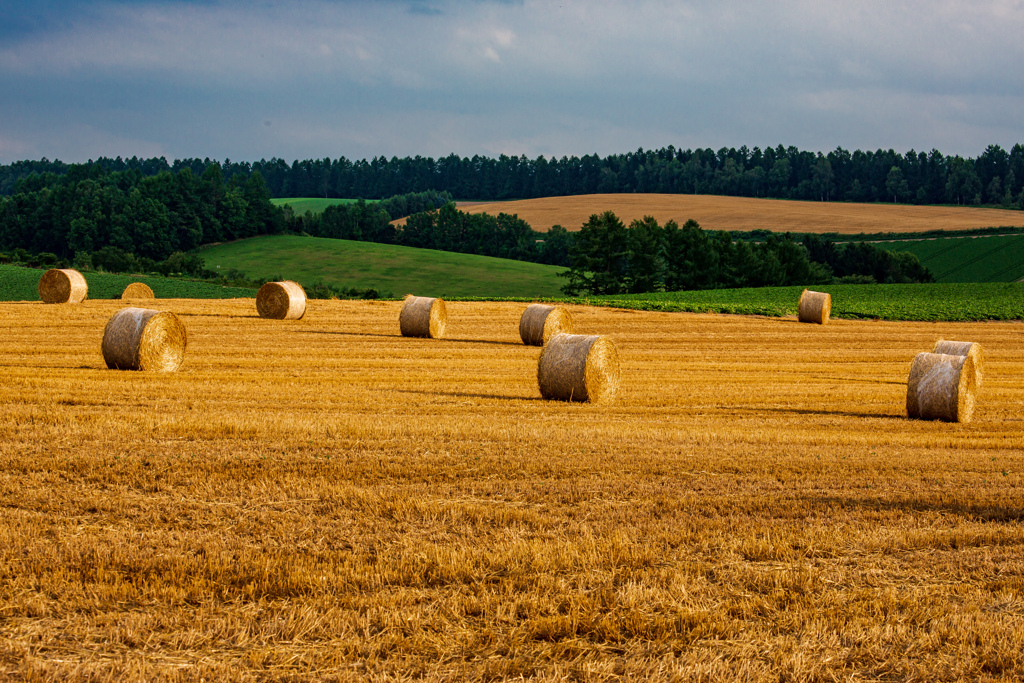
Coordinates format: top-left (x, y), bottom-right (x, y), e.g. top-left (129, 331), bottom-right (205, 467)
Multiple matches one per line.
top-left (453, 194), bottom-right (1024, 234)
top-left (197, 235), bottom-right (566, 298)
top-left (873, 233), bottom-right (1024, 282)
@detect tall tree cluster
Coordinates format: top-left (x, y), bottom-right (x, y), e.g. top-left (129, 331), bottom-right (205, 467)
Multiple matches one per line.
top-left (4, 144), bottom-right (1024, 207)
top-left (0, 164), bottom-right (284, 261)
top-left (559, 212), bottom-right (933, 296)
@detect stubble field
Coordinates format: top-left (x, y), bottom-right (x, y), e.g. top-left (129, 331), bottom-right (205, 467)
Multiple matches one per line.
top-left (1, 299), bottom-right (1023, 681)
top-left (457, 194), bottom-right (1024, 233)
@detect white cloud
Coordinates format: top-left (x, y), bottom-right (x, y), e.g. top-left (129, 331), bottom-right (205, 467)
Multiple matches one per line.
top-left (0, 0), bottom-right (1023, 162)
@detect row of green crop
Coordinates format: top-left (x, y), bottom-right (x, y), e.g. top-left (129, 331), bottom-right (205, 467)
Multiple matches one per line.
top-left (873, 233), bottom-right (1024, 282)
top-left (450, 283), bottom-right (1024, 321)
top-left (5, 264), bottom-right (1023, 322)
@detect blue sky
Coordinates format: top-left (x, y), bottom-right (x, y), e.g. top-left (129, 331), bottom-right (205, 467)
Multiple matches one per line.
top-left (1, 0), bottom-right (1022, 163)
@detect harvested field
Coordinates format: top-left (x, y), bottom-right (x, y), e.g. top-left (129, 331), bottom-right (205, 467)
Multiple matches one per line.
top-left (1, 299), bottom-right (1023, 681)
top-left (455, 193), bottom-right (1024, 233)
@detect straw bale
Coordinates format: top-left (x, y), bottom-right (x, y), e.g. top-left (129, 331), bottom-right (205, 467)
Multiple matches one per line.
top-left (906, 351), bottom-right (977, 423)
top-left (932, 339), bottom-right (984, 386)
top-left (256, 281), bottom-right (306, 320)
top-left (400, 295), bottom-right (447, 338)
top-left (797, 289), bottom-right (831, 324)
top-left (38, 268), bottom-right (88, 304)
top-left (121, 282), bottom-right (154, 300)
top-left (519, 304), bottom-right (574, 346)
top-left (537, 333), bottom-right (620, 404)
top-left (101, 307), bottom-right (187, 372)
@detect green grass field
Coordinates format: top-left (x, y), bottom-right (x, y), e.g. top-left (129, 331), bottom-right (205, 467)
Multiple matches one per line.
top-left (873, 233), bottom-right (1024, 282)
top-left (197, 235), bottom-right (567, 298)
top-left (574, 282), bottom-right (1024, 321)
top-left (271, 198), bottom-right (364, 215)
top-left (0, 265), bottom-right (256, 302)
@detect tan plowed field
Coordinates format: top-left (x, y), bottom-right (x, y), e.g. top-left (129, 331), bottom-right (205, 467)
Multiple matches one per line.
top-left (2, 299), bottom-right (1023, 680)
top-left (456, 193), bottom-right (1024, 233)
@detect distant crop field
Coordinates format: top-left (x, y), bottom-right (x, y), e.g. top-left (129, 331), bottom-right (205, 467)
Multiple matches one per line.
top-left (0, 264), bottom-right (255, 301)
top-left (1, 299), bottom-right (1023, 680)
top-left (271, 198), bottom-right (364, 214)
top-left (873, 233), bottom-right (1024, 282)
top-left (456, 194), bottom-right (1024, 234)
top-left (580, 282), bottom-right (1024, 321)
top-left (198, 235), bottom-right (566, 298)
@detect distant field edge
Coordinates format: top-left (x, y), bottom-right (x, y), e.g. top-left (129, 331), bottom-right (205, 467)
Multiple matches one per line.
top-left (457, 193), bottom-right (1024, 234)
top-left (451, 283), bottom-right (1024, 322)
top-left (0, 264), bottom-right (256, 302)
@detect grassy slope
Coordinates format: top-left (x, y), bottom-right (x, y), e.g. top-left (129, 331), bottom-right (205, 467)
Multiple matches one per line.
top-left (0, 264), bottom-right (255, 302)
top-left (197, 235), bottom-right (566, 298)
top-left (271, 198), bottom-right (363, 214)
top-left (873, 233), bottom-right (1024, 282)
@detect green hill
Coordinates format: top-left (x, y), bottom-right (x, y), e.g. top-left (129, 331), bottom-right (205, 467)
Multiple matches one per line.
top-left (271, 198), bottom-right (362, 215)
top-left (197, 235), bottom-right (566, 298)
top-left (0, 264), bottom-right (255, 302)
top-left (873, 233), bottom-right (1024, 282)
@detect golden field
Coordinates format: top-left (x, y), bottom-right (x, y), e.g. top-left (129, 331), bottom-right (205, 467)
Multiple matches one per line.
top-left (455, 194), bottom-right (1024, 234)
top-left (1, 298), bottom-right (1023, 681)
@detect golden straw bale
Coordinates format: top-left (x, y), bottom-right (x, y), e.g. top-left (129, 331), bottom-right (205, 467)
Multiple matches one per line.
top-left (932, 339), bottom-right (984, 386)
top-left (537, 333), bottom-right (620, 404)
top-left (797, 289), bottom-right (831, 324)
top-left (399, 295), bottom-right (447, 338)
top-left (101, 307), bottom-right (187, 372)
top-left (906, 351), bottom-right (977, 423)
top-left (38, 268), bottom-right (88, 304)
top-left (519, 304), bottom-right (574, 346)
top-left (121, 282), bottom-right (155, 300)
top-left (256, 281), bottom-right (307, 320)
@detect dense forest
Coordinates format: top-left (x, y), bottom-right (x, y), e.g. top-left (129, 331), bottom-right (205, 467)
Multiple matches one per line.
top-left (3, 143), bottom-right (1024, 207)
top-left (559, 213), bottom-right (931, 296)
top-left (0, 163), bottom-right (935, 295)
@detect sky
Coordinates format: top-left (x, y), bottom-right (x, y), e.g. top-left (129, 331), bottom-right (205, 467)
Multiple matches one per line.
top-left (1, 0), bottom-right (1023, 164)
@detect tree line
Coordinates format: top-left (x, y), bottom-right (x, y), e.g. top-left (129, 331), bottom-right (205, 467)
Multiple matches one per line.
top-left (0, 164), bottom-right (935, 295)
top-left (3, 144), bottom-right (1024, 208)
top-left (559, 212), bottom-right (932, 296)
top-left (0, 165), bottom-right (448, 264)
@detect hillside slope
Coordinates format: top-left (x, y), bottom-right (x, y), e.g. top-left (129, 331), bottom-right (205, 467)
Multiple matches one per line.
top-left (454, 194), bottom-right (1024, 234)
top-left (198, 235), bottom-right (566, 298)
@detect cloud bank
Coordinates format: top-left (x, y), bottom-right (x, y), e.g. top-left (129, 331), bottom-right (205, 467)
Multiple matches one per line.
top-left (1, 0), bottom-right (1022, 162)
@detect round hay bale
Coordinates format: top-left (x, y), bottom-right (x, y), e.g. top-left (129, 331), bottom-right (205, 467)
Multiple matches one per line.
top-left (399, 295), bottom-right (447, 338)
top-left (519, 304), bottom-right (574, 346)
top-left (906, 351), bottom-right (977, 423)
top-left (797, 289), bottom-right (831, 324)
top-left (537, 333), bottom-right (620, 404)
top-left (101, 307), bottom-right (187, 372)
top-left (932, 339), bottom-right (984, 386)
top-left (256, 281), bottom-right (306, 320)
top-left (121, 282), bottom-right (155, 300)
top-left (38, 268), bottom-right (88, 304)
